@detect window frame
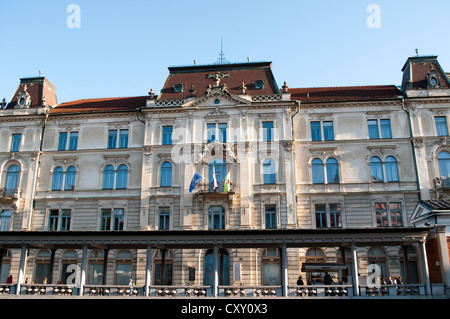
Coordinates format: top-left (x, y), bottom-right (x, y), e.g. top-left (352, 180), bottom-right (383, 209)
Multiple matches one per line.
top-left (10, 133), bottom-right (22, 152)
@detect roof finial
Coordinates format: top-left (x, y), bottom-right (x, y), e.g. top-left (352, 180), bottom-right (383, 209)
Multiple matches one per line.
top-left (415, 48), bottom-right (419, 57)
top-left (214, 36), bottom-right (230, 65)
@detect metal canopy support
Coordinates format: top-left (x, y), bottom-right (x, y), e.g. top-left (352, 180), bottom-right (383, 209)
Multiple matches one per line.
top-left (213, 244), bottom-right (219, 297)
top-left (419, 240), bottom-right (431, 295)
top-left (350, 242), bottom-right (359, 296)
top-left (145, 244), bottom-right (152, 296)
top-left (79, 244), bottom-right (88, 296)
top-left (16, 244), bottom-right (27, 295)
top-left (281, 243), bottom-right (288, 297)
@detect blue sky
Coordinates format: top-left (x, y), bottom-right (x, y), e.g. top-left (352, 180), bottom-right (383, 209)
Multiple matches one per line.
top-left (1, 1), bottom-right (449, 104)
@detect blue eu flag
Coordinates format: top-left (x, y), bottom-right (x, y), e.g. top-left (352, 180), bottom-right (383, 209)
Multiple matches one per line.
top-left (189, 172), bottom-right (202, 193)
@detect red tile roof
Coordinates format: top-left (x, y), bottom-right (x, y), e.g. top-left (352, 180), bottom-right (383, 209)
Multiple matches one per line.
top-left (158, 62), bottom-right (280, 100)
top-left (50, 96), bottom-right (149, 114)
top-left (289, 85), bottom-right (402, 103)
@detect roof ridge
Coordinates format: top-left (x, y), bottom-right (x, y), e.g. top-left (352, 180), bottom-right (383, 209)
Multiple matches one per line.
top-left (289, 84), bottom-right (398, 90)
top-left (57, 95), bottom-right (149, 106)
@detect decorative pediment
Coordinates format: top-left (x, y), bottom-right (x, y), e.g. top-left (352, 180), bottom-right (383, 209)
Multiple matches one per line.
top-left (182, 86), bottom-right (251, 108)
top-left (409, 203), bottom-right (433, 224)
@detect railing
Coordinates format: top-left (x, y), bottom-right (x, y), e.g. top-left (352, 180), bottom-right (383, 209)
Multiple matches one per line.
top-left (0, 188), bottom-right (21, 199)
top-left (5, 283), bottom-right (445, 298)
top-left (289, 285), bottom-right (353, 297)
top-left (83, 285), bottom-right (142, 296)
top-left (360, 284), bottom-right (425, 297)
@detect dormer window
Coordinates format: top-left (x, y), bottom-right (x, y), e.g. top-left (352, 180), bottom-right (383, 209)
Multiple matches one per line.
top-left (426, 70), bottom-right (440, 88)
top-left (254, 80), bottom-right (265, 90)
top-left (173, 83), bottom-right (184, 93)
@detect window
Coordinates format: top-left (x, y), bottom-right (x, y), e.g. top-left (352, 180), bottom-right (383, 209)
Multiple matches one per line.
top-left (115, 165), bottom-right (128, 189)
top-left (108, 130), bottom-right (117, 149)
top-left (160, 162), bottom-right (172, 187)
top-left (100, 209), bottom-right (111, 230)
top-left (262, 248), bottom-right (280, 285)
top-left (314, 203), bottom-right (342, 228)
top-left (64, 166), bottom-right (76, 190)
top-left (61, 209), bottom-right (71, 231)
top-left (315, 204), bottom-right (327, 228)
top-left (438, 151), bottom-right (450, 178)
top-left (108, 129), bottom-right (128, 149)
top-left (5, 165), bottom-right (20, 194)
top-left (207, 123), bottom-right (216, 143)
top-left (435, 117), bottom-right (448, 136)
top-left (162, 126), bottom-right (173, 145)
top-left (263, 159), bottom-right (276, 184)
top-left (103, 165), bottom-right (115, 189)
top-left (311, 121), bottom-right (334, 141)
top-left (311, 158), bottom-right (324, 184)
top-left (311, 122), bottom-right (321, 141)
top-left (208, 159), bottom-right (226, 191)
top-left (208, 206), bottom-right (225, 229)
top-left (0, 211), bottom-right (11, 231)
top-left (206, 123), bottom-right (227, 143)
top-left (368, 119), bottom-right (392, 139)
top-left (375, 202), bottom-right (403, 227)
top-left (100, 208), bottom-right (124, 231)
top-left (119, 130), bottom-right (128, 148)
top-left (103, 164), bottom-right (128, 189)
top-left (265, 205), bottom-right (277, 229)
top-left (326, 158), bottom-right (339, 183)
top-left (58, 132), bottom-right (78, 151)
top-left (88, 250), bottom-right (104, 285)
top-left (113, 208), bottom-right (124, 231)
top-left (370, 157), bottom-right (384, 182)
top-left (115, 250), bottom-right (132, 285)
top-left (10, 134), bottom-right (22, 152)
top-left (52, 166), bottom-right (64, 191)
top-left (48, 210), bottom-right (59, 231)
top-left (262, 121), bottom-right (274, 142)
top-left (385, 156), bottom-right (399, 182)
top-left (159, 207), bottom-right (170, 230)
top-left (370, 156), bottom-right (399, 182)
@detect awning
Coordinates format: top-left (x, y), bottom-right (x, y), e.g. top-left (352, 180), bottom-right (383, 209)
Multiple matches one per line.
top-left (301, 262), bottom-right (347, 272)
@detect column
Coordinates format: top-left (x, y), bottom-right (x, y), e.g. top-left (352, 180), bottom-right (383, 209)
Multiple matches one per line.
top-left (49, 248), bottom-right (56, 284)
top-left (145, 244), bottom-right (152, 296)
top-left (350, 242), bottom-right (359, 296)
top-left (79, 244), bottom-right (88, 296)
top-left (281, 244), bottom-right (288, 297)
top-left (16, 244), bottom-right (28, 295)
top-left (213, 244), bottom-right (218, 297)
top-left (402, 245), bottom-right (410, 284)
top-left (418, 240), bottom-right (431, 295)
top-left (102, 248), bottom-right (109, 285)
top-left (435, 226), bottom-right (450, 291)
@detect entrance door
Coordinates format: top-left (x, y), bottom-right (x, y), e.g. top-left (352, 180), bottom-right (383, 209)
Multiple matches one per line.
top-left (204, 249), bottom-right (229, 286)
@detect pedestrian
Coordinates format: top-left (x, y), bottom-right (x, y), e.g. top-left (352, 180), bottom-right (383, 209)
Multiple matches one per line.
top-left (297, 276), bottom-right (304, 286)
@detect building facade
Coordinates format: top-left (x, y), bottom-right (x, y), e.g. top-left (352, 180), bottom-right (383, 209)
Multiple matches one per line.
top-left (0, 56), bottom-right (449, 297)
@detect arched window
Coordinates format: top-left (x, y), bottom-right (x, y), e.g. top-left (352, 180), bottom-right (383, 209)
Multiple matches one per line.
top-left (368, 247), bottom-right (388, 279)
top-left (160, 162), bottom-right (172, 187)
top-left (154, 250), bottom-right (173, 285)
top-left (5, 165), bottom-right (20, 194)
top-left (438, 151), bottom-right (450, 178)
top-left (116, 165), bottom-right (128, 189)
top-left (35, 250), bottom-right (51, 284)
top-left (370, 157), bottom-right (384, 182)
top-left (64, 166), bottom-right (76, 190)
top-left (103, 165), bottom-right (115, 189)
top-left (88, 250), bottom-right (104, 285)
top-left (263, 159), bottom-right (276, 184)
top-left (385, 156), bottom-right (399, 182)
top-left (0, 211), bottom-right (11, 231)
top-left (52, 166), bottom-right (64, 191)
top-left (61, 250), bottom-right (78, 284)
top-left (312, 158), bottom-right (324, 184)
top-left (262, 248), bottom-right (280, 285)
top-left (115, 250), bottom-right (132, 285)
top-left (326, 158), bottom-right (339, 183)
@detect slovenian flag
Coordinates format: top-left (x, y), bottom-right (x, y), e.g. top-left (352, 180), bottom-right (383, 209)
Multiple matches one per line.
top-left (189, 172), bottom-right (202, 193)
top-left (224, 171), bottom-right (231, 192)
